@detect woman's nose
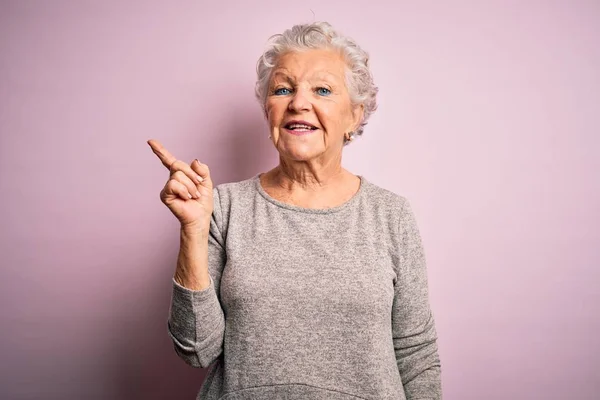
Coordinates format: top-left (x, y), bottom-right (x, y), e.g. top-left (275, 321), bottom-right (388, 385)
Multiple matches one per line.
top-left (288, 88), bottom-right (312, 112)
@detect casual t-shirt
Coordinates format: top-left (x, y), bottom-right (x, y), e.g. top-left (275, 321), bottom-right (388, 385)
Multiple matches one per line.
top-left (167, 174), bottom-right (441, 399)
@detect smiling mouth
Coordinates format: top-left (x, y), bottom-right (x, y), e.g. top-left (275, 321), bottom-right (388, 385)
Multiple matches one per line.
top-left (285, 123), bottom-right (318, 131)
top-left (284, 122), bottom-right (318, 135)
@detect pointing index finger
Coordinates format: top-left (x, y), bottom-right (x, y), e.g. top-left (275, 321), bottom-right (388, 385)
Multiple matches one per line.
top-left (147, 139), bottom-right (176, 170)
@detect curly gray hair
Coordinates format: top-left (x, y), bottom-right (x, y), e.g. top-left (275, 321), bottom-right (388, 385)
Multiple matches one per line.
top-left (255, 22), bottom-right (378, 144)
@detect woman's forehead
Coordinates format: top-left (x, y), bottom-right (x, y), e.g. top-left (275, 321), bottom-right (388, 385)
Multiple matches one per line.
top-left (272, 49), bottom-right (346, 82)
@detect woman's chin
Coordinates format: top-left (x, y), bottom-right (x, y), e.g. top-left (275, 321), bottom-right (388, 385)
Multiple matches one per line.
top-left (278, 143), bottom-right (324, 162)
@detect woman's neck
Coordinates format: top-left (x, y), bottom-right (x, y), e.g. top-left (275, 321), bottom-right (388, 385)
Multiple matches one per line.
top-left (260, 160), bottom-right (360, 209)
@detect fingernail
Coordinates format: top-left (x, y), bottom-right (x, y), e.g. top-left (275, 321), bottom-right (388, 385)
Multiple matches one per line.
top-left (195, 191), bottom-right (201, 198)
top-left (196, 175), bottom-right (203, 183)
top-left (188, 193), bottom-right (193, 199)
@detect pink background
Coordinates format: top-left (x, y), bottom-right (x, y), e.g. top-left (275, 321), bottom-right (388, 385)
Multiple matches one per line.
top-left (1, 1), bottom-right (598, 399)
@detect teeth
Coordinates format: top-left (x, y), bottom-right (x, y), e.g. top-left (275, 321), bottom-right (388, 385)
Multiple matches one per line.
top-left (288, 124), bottom-right (314, 129)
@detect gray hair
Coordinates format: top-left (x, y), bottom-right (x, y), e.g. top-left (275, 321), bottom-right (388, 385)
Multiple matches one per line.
top-left (255, 21), bottom-right (378, 144)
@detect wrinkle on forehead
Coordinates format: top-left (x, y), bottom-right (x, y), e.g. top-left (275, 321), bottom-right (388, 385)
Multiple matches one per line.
top-left (270, 49), bottom-right (347, 85)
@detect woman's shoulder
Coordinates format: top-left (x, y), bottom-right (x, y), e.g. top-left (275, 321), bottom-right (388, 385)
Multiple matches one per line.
top-left (360, 176), bottom-right (410, 212)
top-left (213, 175), bottom-right (257, 196)
top-left (211, 174), bottom-right (260, 211)
top-left (360, 178), bottom-right (422, 242)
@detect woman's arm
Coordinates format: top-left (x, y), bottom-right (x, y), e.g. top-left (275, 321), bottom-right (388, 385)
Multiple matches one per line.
top-left (173, 227), bottom-right (211, 290)
top-left (146, 140), bottom-right (225, 369)
top-left (167, 189), bottom-right (227, 369)
top-left (393, 198), bottom-right (442, 399)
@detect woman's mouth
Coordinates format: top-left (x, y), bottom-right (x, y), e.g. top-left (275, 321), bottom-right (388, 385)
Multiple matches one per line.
top-left (283, 121), bottom-right (319, 136)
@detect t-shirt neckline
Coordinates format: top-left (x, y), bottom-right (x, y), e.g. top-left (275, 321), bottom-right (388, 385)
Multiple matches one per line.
top-left (253, 173), bottom-right (366, 214)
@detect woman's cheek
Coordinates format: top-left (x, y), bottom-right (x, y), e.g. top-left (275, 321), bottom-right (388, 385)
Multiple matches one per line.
top-left (272, 127), bottom-right (281, 143)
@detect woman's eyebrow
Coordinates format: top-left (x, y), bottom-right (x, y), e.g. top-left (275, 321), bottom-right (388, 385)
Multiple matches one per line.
top-left (310, 71), bottom-right (342, 84)
top-left (271, 71), bottom-right (295, 83)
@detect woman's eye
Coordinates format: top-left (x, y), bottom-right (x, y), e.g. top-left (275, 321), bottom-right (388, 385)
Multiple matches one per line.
top-left (274, 87), bottom-right (292, 95)
top-left (316, 87), bottom-right (331, 96)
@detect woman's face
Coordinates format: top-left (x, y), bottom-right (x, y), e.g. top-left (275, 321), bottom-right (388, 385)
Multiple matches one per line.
top-left (265, 49), bottom-right (363, 163)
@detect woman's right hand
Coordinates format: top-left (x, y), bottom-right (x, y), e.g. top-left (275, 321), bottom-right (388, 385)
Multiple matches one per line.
top-left (147, 139), bottom-right (214, 234)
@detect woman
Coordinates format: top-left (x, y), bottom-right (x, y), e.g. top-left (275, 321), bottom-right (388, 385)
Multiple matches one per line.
top-left (148, 22), bottom-right (441, 400)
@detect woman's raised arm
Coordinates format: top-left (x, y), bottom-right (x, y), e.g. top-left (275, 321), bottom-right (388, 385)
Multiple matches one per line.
top-left (148, 139), bottom-right (226, 368)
